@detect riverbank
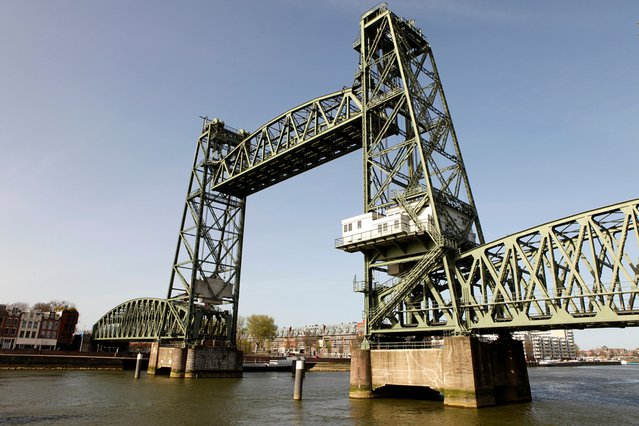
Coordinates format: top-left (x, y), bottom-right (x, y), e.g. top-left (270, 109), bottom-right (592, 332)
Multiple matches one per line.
top-left (0, 352), bottom-right (147, 370)
top-left (244, 354), bottom-right (351, 372)
top-left (308, 358), bottom-right (350, 372)
top-left (531, 359), bottom-right (622, 367)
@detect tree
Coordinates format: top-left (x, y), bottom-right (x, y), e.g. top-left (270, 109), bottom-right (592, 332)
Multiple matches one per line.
top-left (246, 314), bottom-right (277, 352)
top-left (31, 300), bottom-right (75, 312)
top-left (8, 302), bottom-right (29, 311)
top-left (32, 302), bottom-right (51, 311)
top-left (235, 316), bottom-right (252, 353)
top-left (301, 330), bottom-right (318, 355)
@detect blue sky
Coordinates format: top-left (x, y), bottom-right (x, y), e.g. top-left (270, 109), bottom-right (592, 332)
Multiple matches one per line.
top-left (1, 1), bottom-right (637, 350)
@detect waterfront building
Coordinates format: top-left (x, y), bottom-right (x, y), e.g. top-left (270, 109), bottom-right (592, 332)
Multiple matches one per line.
top-left (0, 306), bottom-right (21, 349)
top-left (513, 330), bottom-right (577, 362)
top-left (0, 305), bottom-right (6, 343)
top-left (0, 304), bottom-right (79, 351)
top-left (57, 308), bottom-right (79, 347)
top-left (15, 310), bottom-right (44, 349)
top-left (273, 322), bottom-right (361, 357)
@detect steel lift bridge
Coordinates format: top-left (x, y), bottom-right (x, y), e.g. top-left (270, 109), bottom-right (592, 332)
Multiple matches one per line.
top-left (93, 5), bottom-right (639, 351)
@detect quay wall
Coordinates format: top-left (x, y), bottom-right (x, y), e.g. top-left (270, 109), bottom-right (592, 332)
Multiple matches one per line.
top-left (0, 353), bottom-right (148, 370)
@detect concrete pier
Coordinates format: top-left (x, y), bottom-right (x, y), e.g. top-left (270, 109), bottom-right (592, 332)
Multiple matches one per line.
top-left (351, 335), bottom-right (531, 407)
top-left (169, 346), bottom-right (187, 378)
top-left (147, 341), bottom-right (242, 378)
top-left (349, 348), bottom-right (373, 399)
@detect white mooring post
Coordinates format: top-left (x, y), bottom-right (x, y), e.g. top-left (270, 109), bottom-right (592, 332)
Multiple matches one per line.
top-left (293, 358), bottom-right (305, 400)
top-left (134, 352), bottom-right (143, 379)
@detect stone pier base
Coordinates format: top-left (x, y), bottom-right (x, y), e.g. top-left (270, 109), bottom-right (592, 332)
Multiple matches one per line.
top-left (147, 341), bottom-right (243, 378)
top-left (358, 335), bottom-right (531, 407)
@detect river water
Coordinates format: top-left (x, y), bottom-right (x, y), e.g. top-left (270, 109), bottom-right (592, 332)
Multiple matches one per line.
top-left (1, 365), bottom-right (639, 425)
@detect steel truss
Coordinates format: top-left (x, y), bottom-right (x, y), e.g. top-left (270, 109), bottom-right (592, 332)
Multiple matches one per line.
top-left (94, 4), bottom-right (637, 345)
top-left (454, 199), bottom-right (639, 331)
top-left (355, 5), bottom-right (483, 337)
top-left (210, 89), bottom-right (363, 196)
top-left (92, 298), bottom-right (227, 341)
top-left (163, 119), bottom-right (246, 343)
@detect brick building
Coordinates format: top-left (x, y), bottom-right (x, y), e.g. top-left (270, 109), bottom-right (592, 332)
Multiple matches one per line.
top-left (0, 305), bottom-right (22, 349)
top-left (0, 304), bottom-right (79, 350)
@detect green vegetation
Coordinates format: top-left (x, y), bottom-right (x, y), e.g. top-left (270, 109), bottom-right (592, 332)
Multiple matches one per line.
top-left (246, 314), bottom-right (277, 352)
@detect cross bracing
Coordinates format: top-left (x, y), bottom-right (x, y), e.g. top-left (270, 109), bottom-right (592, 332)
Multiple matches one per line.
top-left (93, 4), bottom-right (637, 344)
top-left (453, 198), bottom-right (639, 332)
top-left (92, 298), bottom-right (228, 341)
top-left (210, 89), bottom-right (363, 197)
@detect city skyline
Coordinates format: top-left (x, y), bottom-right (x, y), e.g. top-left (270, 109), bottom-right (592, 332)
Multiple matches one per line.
top-left (1, 1), bottom-right (638, 350)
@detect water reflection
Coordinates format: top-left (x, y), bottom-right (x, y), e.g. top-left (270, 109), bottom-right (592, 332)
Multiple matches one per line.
top-left (1, 367), bottom-right (638, 425)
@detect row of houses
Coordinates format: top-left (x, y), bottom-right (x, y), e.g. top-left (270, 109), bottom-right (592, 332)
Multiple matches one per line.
top-left (271, 322), bottom-right (362, 357)
top-left (0, 305), bottom-right (79, 350)
top-left (266, 322), bottom-right (577, 362)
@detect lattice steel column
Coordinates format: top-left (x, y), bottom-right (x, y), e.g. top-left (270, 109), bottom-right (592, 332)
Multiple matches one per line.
top-left (163, 118), bottom-right (247, 343)
top-left (355, 5), bottom-right (484, 337)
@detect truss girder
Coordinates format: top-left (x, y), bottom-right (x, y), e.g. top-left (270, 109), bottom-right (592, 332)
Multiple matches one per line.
top-left (93, 298), bottom-right (228, 341)
top-left (453, 199), bottom-right (639, 331)
top-left (210, 90), bottom-right (363, 197)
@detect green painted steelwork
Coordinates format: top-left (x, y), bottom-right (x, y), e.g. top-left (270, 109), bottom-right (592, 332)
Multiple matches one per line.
top-left (93, 4), bottom-right (637, 344)
top-left (92, 298), bottom-right (227, 341)
top-left (352, 4), bottom-right (484, 338)
top-left (163, 119), bottom-right (246, 343)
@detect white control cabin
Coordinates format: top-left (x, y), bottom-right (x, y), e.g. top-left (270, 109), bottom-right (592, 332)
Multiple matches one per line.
top-left (338, 203), bottom-right (475, 247)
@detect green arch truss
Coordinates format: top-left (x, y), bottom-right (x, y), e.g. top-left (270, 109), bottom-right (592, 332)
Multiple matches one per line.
top-left (92, 298), bottom-right (228, 341)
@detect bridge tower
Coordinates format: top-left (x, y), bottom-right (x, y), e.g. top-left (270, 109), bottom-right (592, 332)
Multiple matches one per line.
top-left (164, 118), bottom-right (247, 345)
top-left (343, 5), bottom-right (530, 406)
top-left (339, 4), bottom-right (484, 341)
top-left (146, 119), bottom-right (248, 378)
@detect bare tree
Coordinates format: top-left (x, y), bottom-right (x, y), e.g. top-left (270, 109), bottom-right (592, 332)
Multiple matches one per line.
top-left (31, 300), bottom-right (75, 312)
top-left (7, 302), bottom-right (29, 311)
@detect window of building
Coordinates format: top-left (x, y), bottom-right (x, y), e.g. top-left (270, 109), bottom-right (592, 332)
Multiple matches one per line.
top-left (348, 223), bottom-right (353, 231)
top-left (383, 223), bottom-right (388, 231)
top-left (12, 318), bottom-right (18, 325)
top-left (394, 220), bottom-right (399, 229)
top-left (19, 331), bottom-right (24, 338)
top-left (377, 224), bottom-right (382, 233)
top-left (28, 321), bottom-right (32, 328)
top-left (343, 224), bottom-right (347, 233)
top-left (357, 220), bottom-right (362, 229)
top-left (22, 320), bottom-right (26, 328)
